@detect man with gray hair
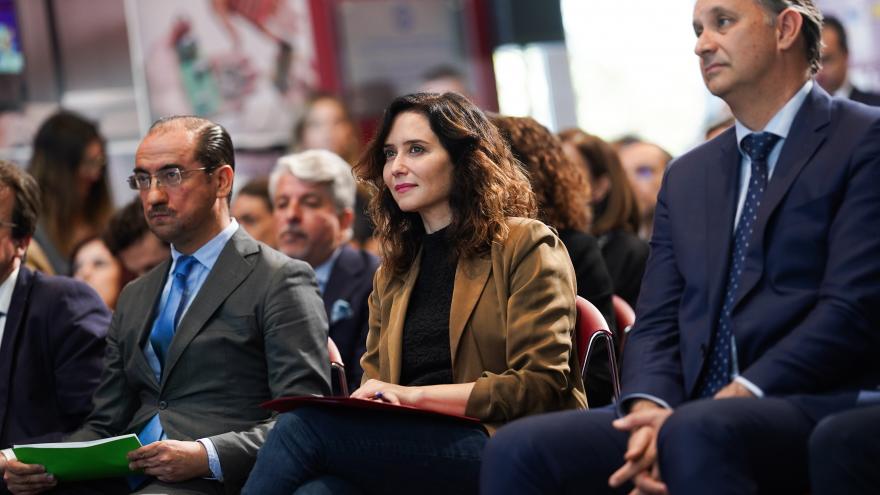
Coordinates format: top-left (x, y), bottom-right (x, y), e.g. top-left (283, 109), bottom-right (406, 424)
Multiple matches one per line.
top-left (270, 149), bottom-right (378, 393)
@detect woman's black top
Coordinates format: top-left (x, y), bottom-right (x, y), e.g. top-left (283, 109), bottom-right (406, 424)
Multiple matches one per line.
top-left (400, 229), bottom-right (456, 387)
top-left (598, 229), bottom-right (650, 308)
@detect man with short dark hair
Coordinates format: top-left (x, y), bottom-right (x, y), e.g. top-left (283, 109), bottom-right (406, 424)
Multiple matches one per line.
top-left (481, 0), bottom-right (880, 493)
top-left (817, 15), bottom-right (880, 106)
top-left (0, 161), bottom-right (110, 492)
top-left (103, 199), bottom-right (170, 276)
top-left (4, 116), bottom-right (331, 494)
top-left (231, 178), bottom-right (277, 248)
top-left (270, 149), bottom-right (378, 393)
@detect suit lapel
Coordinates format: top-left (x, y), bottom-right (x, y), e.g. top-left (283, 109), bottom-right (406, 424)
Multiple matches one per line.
top-left (133, 260), bottom-right (172, 386)
top-left (449, 256), bottom-right (491, 364)
top-left (323, 246), bottom-right (361, 316)
top-left (733, 87), bottom-right (831, 309)
top-left (705, 131), bottom-right (741, 331)
top-left (161, 230), bottom-right (258, 384)
top-left (0, 268), bottom-right (35, 432)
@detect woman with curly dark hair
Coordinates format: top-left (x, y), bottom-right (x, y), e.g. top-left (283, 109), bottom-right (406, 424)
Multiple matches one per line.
top-left (559, 129), bottom-right (649, 308)
top-left (243, 93), bottom-right (586, 495)
top-left (492, 115), bottom-right (618, 407)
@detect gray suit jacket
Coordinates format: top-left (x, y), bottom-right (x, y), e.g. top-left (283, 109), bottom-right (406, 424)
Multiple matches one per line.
top-left (68, 228), bottom-right (331, 492)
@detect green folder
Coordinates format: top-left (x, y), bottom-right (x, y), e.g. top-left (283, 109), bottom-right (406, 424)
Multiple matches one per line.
top-left (12, 434), bottom-right (143, 481)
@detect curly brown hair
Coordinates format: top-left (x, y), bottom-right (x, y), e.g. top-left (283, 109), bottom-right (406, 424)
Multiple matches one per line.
top-left (491, 115), bottom-right (590, 233)
top-left (354, 93), bottom-right (536, 276)
top-left (558, 128), bottom-right (640, 236)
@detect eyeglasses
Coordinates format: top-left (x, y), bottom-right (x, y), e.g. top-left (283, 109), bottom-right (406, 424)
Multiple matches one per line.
top-left (127, 167), bottom-right (211, 191)
top-left (0, 221), bottom-right (16, 229)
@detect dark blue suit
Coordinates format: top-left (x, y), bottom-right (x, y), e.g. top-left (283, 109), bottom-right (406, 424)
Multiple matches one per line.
top-left (323, 245), bottom-right (378, 393)
top-left (850, 87), bottom-right (880, 107)
top-left (0, 267), bottom-right (109, 491)
top-left (480, 85), bottom-right (880, 494)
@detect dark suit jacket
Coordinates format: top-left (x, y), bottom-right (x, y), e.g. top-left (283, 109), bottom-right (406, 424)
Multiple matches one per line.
top-left (0, 267), bottom-right (109, 449)
top-left (323, 245), bottom-right (378, 393)
top-left (621, 85), bottom-right (880, 418)
top-left (850, 86), bottom-right (880, 107)
top-left (67, 228), bottom-right (331, 493)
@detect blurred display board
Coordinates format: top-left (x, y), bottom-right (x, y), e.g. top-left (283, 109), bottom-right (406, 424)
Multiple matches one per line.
top-left (127, 0), bottom-right (319, 148)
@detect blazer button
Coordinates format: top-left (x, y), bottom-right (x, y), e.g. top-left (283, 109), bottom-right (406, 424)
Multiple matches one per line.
top-left (158, 401), bottom-right (168, 410)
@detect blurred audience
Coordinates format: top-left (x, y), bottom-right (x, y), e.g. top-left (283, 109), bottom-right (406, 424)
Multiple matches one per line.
top-left (0, 161), bottom-right (109, 484)
top-left (817, 15), bottom-right (880, 106)
top-left (706, 116), bottom-right (736, 140)
top-left (232, 178), bottom-right (277, 248)
top-left (102, 198), bottom-right (170, 277)
top-left (614, 136), bottom-right (672, 240)
top-left (27, 111), bottom-right (114, 275)
top-left (71, 236), bottom-right (133, 311)
top-left (559, 129), bottom-right (648, 308)
top-left (492, 114), bottom-right (617, 406)
top-left (292, 92), bottom-right (376, 253)
top-left (270, 149), bottom-right (378, 393)
top-left (419, 64), bottom-right (472, 101)
top-left (243, 92), bottom-right (585, 494)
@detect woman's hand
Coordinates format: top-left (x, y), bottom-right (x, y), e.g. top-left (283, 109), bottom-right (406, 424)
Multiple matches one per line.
top-left (351, 379), bottom-right (421, 407)
top-left (351, 380), bottom-right (476, 417)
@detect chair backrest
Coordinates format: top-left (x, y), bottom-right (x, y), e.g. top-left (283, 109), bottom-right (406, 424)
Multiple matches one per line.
top-left (575, 296), bottom-right (621, 402)
top-left (612, 295), bottom-right (636, 353)
top-left (575, 296), bottom-right (610, 371)
top-left (612, 295), bottom-right (635, 331)
top-left (328, 337), bottom-right (349, 397)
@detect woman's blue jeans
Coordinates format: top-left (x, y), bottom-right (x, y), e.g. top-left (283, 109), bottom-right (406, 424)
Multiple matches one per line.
top-left (242, 406), bottom-right (489, 495)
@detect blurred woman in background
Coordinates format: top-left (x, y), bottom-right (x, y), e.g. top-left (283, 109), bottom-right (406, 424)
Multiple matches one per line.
top-left (71, 236), bottom-right (133, 311)
top-left (28, 111), bottom-right (114, 275)
top-left (244, 92), bottom-right (585, 494)
top-left (559, 129), bottom-right (648, 308)
top-left (493, 115), bottom-right (617, 407)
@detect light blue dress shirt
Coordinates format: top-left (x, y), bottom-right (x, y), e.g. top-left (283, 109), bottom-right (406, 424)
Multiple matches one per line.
top-left (312, 247), bottom-right (342, 294)
top-left (142, 219), bottom-right (239, 481)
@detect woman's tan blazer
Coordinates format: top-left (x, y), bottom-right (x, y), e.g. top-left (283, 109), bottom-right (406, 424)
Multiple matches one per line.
top-left (361, 217), bottom-right (587, 432)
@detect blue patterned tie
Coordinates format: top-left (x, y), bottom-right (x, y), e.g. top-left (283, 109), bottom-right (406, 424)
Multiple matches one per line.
top-left (149, 255), bottom-right (197, 367)
top-left (131, 256), bottom-right (198, 489)
top-left (697, 132), bottom-right (780, 398)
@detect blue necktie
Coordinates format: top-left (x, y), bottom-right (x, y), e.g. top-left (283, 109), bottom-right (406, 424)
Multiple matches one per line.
top-left (697, 132), bottom-right (780, 398)
top-left (149, 255), bottom-right (197, 367)
top-left (131, 256), bottom-right (198, 489)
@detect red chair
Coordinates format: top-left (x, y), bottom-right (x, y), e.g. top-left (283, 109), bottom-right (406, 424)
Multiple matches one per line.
top-left (575, 296), bottom-right (621, 403)
top-left (612, 295), bottom-right (636, 353)
top-left (328, 337), bottom-right (349, 397)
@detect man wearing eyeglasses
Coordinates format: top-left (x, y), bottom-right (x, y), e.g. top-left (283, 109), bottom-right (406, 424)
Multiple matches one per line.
top-left (4, 116), bottom-right (331, 494)
top-left (0, 161), bottom-right (110, 494)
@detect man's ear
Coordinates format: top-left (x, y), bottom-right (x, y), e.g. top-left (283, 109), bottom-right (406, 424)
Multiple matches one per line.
top-left (338, 207), bottom-right (355, 232)
top-left (14, 235), bottom-right (31, 259)
top-left (776, 7), bottom-right (804, 51)
top-left (215, 164), bottom-right (235, 199)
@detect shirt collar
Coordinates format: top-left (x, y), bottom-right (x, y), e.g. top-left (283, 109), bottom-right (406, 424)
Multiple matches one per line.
top-left (735, 79), bottom-right (813, 149)
top-left (313, 247), bottom-right (343, 294)
top-left (0, 265), bottom-right (20, 316)
top-left (170, 218), bottom-right (240, 272)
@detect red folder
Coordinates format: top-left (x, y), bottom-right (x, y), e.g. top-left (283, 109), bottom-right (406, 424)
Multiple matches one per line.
top-left (262, 396), bottom-right (483, 425)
